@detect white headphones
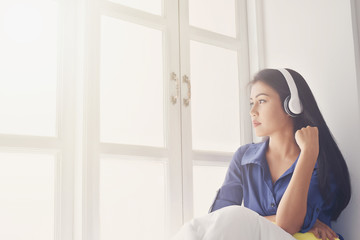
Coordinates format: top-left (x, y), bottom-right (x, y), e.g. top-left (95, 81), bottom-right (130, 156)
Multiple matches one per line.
top-left (277, 68), bottom-right (303, 117)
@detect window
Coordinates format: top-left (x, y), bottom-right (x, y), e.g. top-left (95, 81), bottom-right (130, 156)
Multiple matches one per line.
top-left (0, 0), bottom-right (252, 239)
top-left (0, 0), bottom-right (77, 239)
top-left (0, 0), bottom-right (58, 136)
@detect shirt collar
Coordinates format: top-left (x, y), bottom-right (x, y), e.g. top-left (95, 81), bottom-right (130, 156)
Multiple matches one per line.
top-left (241, 139), bottom-right (318, 173)
top-left (241, 139), bottom-right (269, 167)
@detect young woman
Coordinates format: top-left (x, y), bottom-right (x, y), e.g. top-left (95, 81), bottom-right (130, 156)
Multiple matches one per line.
top-left (210, 68), bottom-right (351, 240)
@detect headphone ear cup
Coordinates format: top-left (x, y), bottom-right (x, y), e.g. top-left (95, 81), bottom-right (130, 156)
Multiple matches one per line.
top-left (284, 96), bottom-right (296, 117)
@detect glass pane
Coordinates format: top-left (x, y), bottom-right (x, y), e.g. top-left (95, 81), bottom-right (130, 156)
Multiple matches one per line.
top-left (0, 152), bottom-right (55, 240)
top-left (108, 0), bottom-right (162, 16)
top-left (193, 165), bottom-right (228, 218)
top-left (189, 0), bottom-right (236, 37)
top-left (100, 156), bottom-right (166, 240)
top-left (190, 41), bottom-right (240, 152)
top-left (0, 0), bottom-right (58, 136)
top-left (100, 16), bottom-right (165, 147)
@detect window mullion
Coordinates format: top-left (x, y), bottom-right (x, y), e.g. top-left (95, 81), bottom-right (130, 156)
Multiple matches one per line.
top-left (82, 0), bottom-right (101, 240)
top-left (58, 0), bottom-right (83, 239)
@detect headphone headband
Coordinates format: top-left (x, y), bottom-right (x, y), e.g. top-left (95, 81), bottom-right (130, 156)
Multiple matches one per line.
top-left (277, 68), bottom-right (303, 116)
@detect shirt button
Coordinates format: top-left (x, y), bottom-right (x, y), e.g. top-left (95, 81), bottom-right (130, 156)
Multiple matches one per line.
top-left (316, 208), bottom-right (320, 213)
top-left (271, 203), bottom-right (276, 208)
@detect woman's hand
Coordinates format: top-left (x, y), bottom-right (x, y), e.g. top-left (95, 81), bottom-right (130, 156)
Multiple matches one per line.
top-left (309, 219), bottom-right (338, 240)
top-left (295, 126), bottom-right (319, 159)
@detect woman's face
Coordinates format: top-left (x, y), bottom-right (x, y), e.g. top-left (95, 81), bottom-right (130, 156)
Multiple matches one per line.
top-left (249, 81), bottom-right (293, 137)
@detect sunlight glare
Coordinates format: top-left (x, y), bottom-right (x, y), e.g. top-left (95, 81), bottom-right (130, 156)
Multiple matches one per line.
top-left (3, 3), bottom-right (44, 43)
top-left (0, 0), bottom-right (58, 136)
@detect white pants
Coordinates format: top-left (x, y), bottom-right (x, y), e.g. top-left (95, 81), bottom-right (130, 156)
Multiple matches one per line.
top-left (171, 206), bottom-right (296, 240)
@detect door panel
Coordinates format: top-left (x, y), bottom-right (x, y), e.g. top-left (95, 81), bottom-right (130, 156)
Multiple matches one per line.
top-left (190, 40), bottom-right (240, 152)
top-left (0, 0), bottom-right (58, 136)
top-left (179, 0), bottom-right (249, 222)
top-left (189, 0), bottom-right (236, 37)
top-left (100, 15), bottom-right (165, 147)
top-left (88, 1), bottom-right (183, 239)
top-left (0, 152), bottom-right (55, 240)
top-left (192, 164), bottom-right (228, 218)
top-left (100, 156), bottom-right (166, 240)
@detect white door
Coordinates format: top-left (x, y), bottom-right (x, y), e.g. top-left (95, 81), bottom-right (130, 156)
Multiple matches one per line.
top-left (0, 0), bottom-right (253, 239)
top-left (83, 1), bottom-right (183, 240)
top-left (179, 0), bottom-right (252, 221)
top-left (83, 0), bottom-right (252, 239)
top-left (0, 0), bottom-right (77, 239)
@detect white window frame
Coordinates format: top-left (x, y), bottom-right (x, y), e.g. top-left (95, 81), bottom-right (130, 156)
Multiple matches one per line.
top-left (178, 0), bottom-right (253, 222)
top-left (0, 0), bottom-right (80, 239)
top-left (82, 1), bottom-right (184, 239)
top-left (0, 0), bottom-right (265, 239)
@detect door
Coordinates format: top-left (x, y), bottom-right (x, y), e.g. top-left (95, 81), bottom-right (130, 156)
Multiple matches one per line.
top-left (83, 0), bottom-right (183, 240)
top-left (179, 0), bottom-right (252, 221)
top-left (83, 0), bottom-right (252, 239)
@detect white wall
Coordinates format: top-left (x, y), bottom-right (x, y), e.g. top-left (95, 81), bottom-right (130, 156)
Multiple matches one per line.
top-left (259, 0), bottom-right (360, 239)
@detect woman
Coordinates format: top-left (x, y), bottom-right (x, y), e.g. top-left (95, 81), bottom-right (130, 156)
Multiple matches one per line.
top-left (210, 68), bottom-right (351, 240)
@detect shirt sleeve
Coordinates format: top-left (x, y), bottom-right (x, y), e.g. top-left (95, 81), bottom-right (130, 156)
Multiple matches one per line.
top-left (300, 168), bottom-right (324, 233)
top-left (209, 145), bottom-right (249, 213)
top-left (301, 170), bottom-right (338, 233)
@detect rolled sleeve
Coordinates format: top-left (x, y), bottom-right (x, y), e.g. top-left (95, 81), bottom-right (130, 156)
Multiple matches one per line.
top-left (209, 146), bottom-right (247, 212)
top-left (300, 201), bottom-right (322, 233)
top-left (210, 183), bottom-right (243, 212)
top-left (300, 169), bottom-right (324, 233)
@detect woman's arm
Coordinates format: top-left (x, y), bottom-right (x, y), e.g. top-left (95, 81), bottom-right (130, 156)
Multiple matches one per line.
top-left (275, 126), bottom-right (319, 234)
top-left (209, 145), bottom-right (249, 212)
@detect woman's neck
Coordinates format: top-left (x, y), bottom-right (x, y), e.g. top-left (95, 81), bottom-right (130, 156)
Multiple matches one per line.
top-left (268, 131), bottom-right (300, 162)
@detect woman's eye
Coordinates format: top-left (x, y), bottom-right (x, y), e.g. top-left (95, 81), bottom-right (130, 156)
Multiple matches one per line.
top-left (259, 99), bottom-right (266, 104)
top-left (250, 102), bottom-right (254, 106)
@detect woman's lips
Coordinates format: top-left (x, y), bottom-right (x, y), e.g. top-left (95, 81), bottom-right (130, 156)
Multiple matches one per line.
top-left (252, 121), bottom-right (261, 127)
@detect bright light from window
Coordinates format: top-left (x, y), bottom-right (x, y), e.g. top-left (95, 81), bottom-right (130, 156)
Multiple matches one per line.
top-left (3, 3), bottom-right (43, 43)
top-left (0, 0), bottom-right (58, 136)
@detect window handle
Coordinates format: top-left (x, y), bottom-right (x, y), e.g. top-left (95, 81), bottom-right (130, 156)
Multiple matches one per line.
top-left (170, 72), bottom-right (179, 104)
top-left (183, 75), bottom-right (191, 106)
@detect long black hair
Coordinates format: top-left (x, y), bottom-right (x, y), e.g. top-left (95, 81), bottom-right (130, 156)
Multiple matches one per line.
top-left (250, 68), bottom-right (351, 221)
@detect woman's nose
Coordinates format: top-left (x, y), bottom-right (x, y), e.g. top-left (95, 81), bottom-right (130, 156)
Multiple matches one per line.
top-left (250, 105), bottom-right (257, 117)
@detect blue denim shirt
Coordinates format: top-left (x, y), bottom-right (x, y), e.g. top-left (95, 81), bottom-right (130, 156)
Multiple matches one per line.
top-left (210, 139), bottom-right (336, 233)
